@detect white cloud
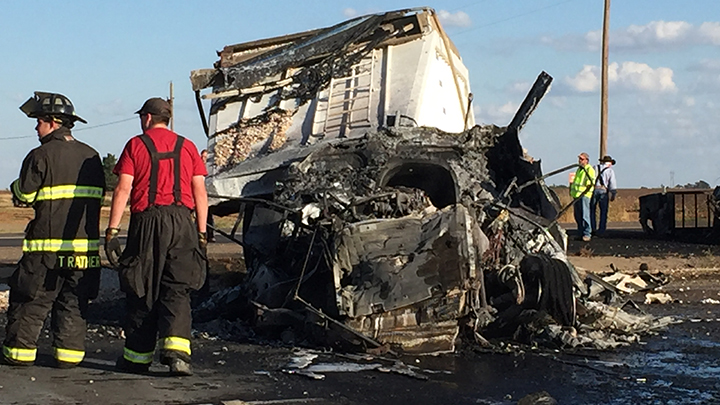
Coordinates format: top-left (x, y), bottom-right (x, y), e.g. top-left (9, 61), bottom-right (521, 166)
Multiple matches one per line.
top-left (547, 96), bottom-right (567, 108)
top-left (564, 62), bottom-right (676, 93)
top-left (619, 21), bottom-right (692, 46)
top-left (565, 65), bottom-right (599, 92)
top-left (343, 8), bottom-right (358, 18)
top-left (687, 58), bottom-right (720, 72)
top-left (699, 22), bottom-right (720, 45)
top-left (437, 10), bottom-right (472, 28)
top-left (518, 69), bottom-right (720, 187)
top-left (544, 20), bottom-right (720, 52)
top-left (507, 81), bottom-right (531, 94)
top-left (473, 101), bottom-right (518, 125)
top-left (685, 59), bottom-right (720, 93)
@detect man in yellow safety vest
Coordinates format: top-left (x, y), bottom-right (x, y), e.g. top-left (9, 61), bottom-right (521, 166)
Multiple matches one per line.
top-left (570, 152), bottom-right (595, 241)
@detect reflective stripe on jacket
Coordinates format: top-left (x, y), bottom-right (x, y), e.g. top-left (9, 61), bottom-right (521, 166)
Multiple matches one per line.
top-left (10, 127), bottom-right (105, 269)
top-left (570, 165), bottom-right (595, 199)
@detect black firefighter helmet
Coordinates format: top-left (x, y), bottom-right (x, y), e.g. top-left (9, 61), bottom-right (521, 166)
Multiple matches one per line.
top-left (19, 91), bottom-right (87, 127)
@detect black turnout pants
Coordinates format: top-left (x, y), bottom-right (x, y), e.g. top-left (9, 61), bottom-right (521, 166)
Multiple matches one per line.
top-left (4, 253), bottom-right (98, 365)
top-left (118, 205), bottom-right (205, 365)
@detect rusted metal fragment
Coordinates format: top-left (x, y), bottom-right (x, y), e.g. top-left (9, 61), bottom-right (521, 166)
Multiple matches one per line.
top-left (346, 309), bottom-right (463, 354)
top-left (333, 205), bottom-right (471, 318)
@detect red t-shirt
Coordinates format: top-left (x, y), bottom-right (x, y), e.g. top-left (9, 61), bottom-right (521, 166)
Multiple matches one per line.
top-left (114, 127), bottom-right (207, 213)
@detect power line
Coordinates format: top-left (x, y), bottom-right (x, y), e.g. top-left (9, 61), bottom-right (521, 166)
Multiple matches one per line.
top-left (452, 0), bottom-right (582, 36)
top-left (74, 116), bottom-right (136, 132)
top-left (448, 0), bottom-right (495, 13)
top-left (0, 135), bottom-right (33, 141)
top-left (0, 116), bottom-right (137, 141)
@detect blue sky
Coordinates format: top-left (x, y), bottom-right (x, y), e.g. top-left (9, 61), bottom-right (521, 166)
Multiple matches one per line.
top-left (1, 0), bottom-right (719, 188)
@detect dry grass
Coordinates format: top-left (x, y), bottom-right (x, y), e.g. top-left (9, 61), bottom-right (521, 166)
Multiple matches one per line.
top-left (0, 191), bottom-right (35, 233)
top-left (552, 187), bottom-right (661, 224)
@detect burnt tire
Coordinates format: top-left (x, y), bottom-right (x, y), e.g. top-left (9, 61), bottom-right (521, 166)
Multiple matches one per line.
top-left (520, 254), bottom-right (576, 326)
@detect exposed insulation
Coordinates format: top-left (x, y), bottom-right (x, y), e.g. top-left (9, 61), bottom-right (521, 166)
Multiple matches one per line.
top-left (213, 109), bottom-right (294, 169)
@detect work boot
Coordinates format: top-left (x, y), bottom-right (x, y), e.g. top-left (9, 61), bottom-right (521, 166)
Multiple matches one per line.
top-left (54, 359), bottom-right (77, 369)
top-left (582, 235), bottom-right (591, 242)
top-left (115, 356), bottom-right (150, 374)
top-left (163, 357), bottom-right (193, 376)
top-left (0, 354), bottom-right (33, 367)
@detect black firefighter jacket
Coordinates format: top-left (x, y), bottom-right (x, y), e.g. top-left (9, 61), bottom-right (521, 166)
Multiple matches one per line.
top-left (10, 127), bottom-right (106, 270)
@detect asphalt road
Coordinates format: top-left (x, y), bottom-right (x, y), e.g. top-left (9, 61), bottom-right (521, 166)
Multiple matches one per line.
top-left (1, 285), bottom-right (719, 405)
top-left (1, 226), bottom-right (719, 404)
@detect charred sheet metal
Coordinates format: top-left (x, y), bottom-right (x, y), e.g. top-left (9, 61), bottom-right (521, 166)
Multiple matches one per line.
top-left (232, 109), bottom-right (584, 353)
top-left (192, 8), bottom-right (669, 355)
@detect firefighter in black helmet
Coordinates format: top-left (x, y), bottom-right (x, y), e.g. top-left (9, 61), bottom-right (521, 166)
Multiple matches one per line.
top-left (2, 92), bottom-right (105, 368)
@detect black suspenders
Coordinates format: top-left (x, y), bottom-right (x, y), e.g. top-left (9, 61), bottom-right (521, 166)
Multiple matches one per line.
top-left (139, 134), bottom-right (185, 206)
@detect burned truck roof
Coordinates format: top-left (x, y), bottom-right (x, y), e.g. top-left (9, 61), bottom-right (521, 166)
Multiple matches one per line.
top-left (191, 8), bottom-right (670, 355)
top-left (191, 7), bottom-right (473, 201)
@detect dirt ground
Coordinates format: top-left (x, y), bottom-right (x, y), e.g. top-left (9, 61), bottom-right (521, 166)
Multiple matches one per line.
top-left (0, 201), bottom-right (719, 403)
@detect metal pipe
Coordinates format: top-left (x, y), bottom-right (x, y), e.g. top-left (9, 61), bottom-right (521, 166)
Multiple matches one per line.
top-left (464, 93), bottom-right (474, 131)
top-left (207, 194), bottom-right (298, 214)
top-left (516, 163), bottom-right (579, 193)
top-left (295, 295), bottom-right (387, 350)
top-left (206, 224), bottom-right (245, 247)
top-left (682, 193), bottom-right (686, 228)
top-left (195, 90), bottom-right (210, 137)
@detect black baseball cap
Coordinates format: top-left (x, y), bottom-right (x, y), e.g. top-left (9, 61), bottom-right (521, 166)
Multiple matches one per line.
top-left (135, 97), bottom-right (171, 118)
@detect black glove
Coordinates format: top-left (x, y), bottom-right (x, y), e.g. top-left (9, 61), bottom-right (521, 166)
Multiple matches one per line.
top-left (198, 231), bottom-right (208, 251)
top-left (105, 227), bottom-right (122, 268)
top-left (11, 193), bottom-right (27, 208)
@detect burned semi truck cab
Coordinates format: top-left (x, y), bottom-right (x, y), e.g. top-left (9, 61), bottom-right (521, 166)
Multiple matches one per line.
top-left (191, 8), bottom-right (582, 354)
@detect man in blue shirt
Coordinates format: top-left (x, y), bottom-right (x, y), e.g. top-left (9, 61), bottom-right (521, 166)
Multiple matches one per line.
top-left (591, 155), bottom-right (617, 236)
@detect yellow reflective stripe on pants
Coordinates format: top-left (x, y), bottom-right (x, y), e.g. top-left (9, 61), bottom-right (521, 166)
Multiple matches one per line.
top-left (162, 337), bottom-right (191, 355)
top-left (35, 185), bottom-right (104, 201)
top-left (3, 345), bottom-right (37, 362)
top-left (123, 347), bottom-right (154, 364)
top-left (55, 347), bottom-right (85, 364)
top-left (11, 179), bottom-right (37, 204)
top-left (23, 238), bottom-right (100, 253)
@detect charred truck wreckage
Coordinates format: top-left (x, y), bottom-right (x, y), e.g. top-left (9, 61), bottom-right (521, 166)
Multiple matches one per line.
top-left (190, 8), bottom-right (669, 354)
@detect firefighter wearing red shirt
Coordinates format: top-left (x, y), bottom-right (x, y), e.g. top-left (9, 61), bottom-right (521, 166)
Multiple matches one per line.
top-left (3, 92), bottom-right (105, 368)
top-left (105, 97), bottom-right (208, 376)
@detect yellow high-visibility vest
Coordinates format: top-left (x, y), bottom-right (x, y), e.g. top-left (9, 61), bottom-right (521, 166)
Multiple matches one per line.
top-left (570, 165), bottom-right (595, 198)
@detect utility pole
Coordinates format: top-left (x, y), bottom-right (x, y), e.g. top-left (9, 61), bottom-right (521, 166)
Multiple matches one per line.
top-left (169, 81), bottom-right (174, 131)
top-left (599, 0), bottom-right (611, 158)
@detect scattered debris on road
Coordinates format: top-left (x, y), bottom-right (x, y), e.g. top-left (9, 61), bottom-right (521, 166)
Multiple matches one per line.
top-left (645, 292), bottom-right (673, 304)
top-left (281, 349), bottom-right (427, 380)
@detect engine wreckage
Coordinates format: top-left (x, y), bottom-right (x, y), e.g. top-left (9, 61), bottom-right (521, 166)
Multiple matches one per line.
top-left (190, 7), bottom-right (670, 354)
